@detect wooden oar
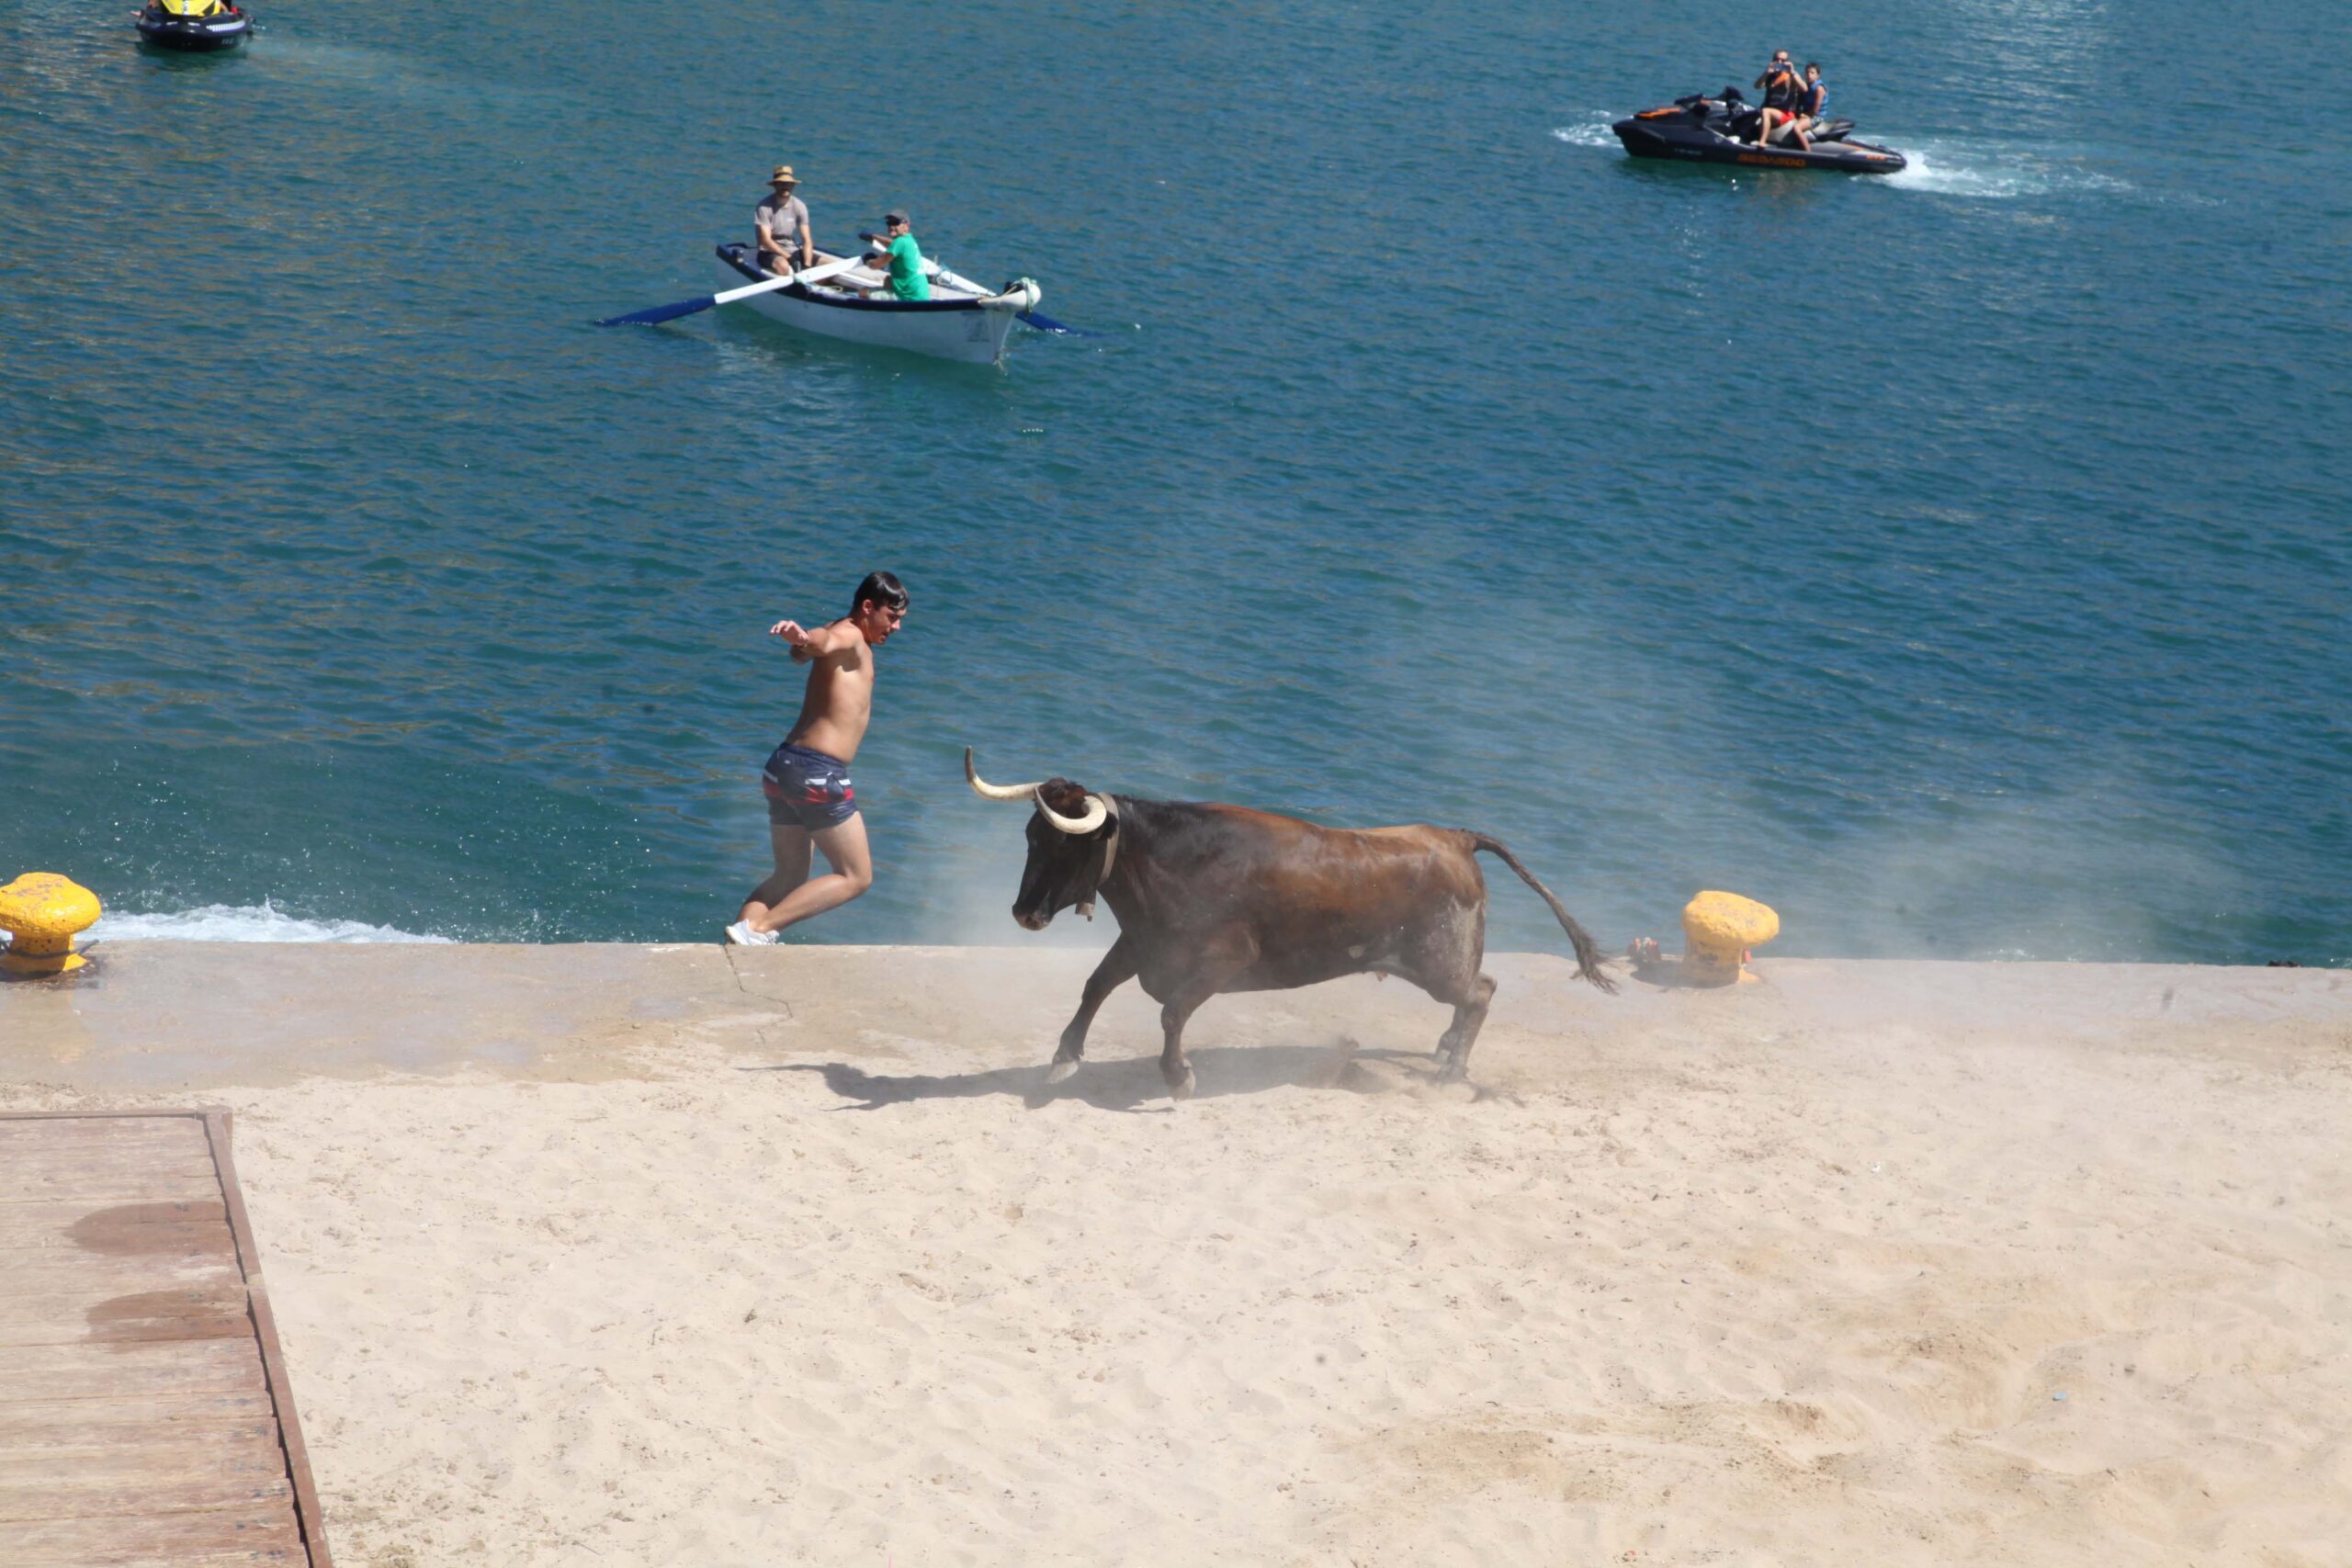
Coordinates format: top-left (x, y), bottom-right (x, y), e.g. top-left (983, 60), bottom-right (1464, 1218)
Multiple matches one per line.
top-left (856, 234), bottom-right (1098, 337)
top-left (597, 255), bottom-right (865, 327)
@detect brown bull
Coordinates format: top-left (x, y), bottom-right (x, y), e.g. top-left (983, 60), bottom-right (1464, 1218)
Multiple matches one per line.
top-left (967, 750), bottom-right (1615, 1099)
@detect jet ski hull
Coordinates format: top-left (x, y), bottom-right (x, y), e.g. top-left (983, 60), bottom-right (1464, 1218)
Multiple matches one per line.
top-left (1613, 105), bottom-right (1905, 174)
top-left (134, 6), bottom-right (250, 48)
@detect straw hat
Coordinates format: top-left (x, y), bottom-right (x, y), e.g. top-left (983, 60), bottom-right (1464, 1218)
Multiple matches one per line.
top-left (769, 164), bottom-right (798, 186)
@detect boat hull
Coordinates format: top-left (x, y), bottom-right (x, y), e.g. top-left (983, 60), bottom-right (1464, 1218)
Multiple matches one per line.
top-left (713, 244), bottom-right (1021, 366)
top-left (135, 8), bottom-right (250, 48)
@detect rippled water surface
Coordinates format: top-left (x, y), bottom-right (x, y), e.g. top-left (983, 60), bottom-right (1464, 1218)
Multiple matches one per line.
top-left (4, 0), bottom-right (2347, 959)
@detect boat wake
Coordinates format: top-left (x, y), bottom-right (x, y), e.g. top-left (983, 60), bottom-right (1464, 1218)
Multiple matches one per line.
top-left (1550, 119), bottom-right (1620, 149)
top-left (1880, 140), bottom-right (2131, 199)
top-left (91, 900), bottom-right (453, 943)
top-left (261, 37), bottom-right (570, 111)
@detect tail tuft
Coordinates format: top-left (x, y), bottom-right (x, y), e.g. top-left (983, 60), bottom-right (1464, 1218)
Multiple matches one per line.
top-left (1468, 833), bottom-right (1617, 994)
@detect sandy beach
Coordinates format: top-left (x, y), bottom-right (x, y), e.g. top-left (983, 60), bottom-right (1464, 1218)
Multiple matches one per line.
top-left (4, 945), bottom-right (2348, 1564)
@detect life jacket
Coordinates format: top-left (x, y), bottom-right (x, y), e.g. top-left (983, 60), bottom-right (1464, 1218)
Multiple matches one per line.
top-left (160, 0), bottom-right (228, 15)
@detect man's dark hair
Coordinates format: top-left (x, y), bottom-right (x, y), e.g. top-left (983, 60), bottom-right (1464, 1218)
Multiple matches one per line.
top-left (852, 570), bottom-right (909, 613)
top-left (1805, 61), bottom-right (1821, 73)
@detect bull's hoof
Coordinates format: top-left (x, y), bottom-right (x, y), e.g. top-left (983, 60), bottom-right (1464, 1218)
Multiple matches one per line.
top-left (1168, 1067), bottom-right (1196, 1101)
top-left (1046, 1059), bottom-right (1080, 1085)
top-left (1436, 1059), bottom-right (1468, 1085)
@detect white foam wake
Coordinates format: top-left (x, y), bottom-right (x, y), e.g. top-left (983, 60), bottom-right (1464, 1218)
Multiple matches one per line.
top-left (1881, 141), bottom-right (2131, 199)
top-left (1550, 119), bottom-right (1618, 149)
top-left (91, 900), bottom-right (453, 943)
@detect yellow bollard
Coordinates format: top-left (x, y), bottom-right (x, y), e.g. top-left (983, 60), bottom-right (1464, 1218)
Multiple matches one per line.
top-left (1679, 890), bottom-right (1780, 987)
top-left (0, 873), bottom-right (104, 979)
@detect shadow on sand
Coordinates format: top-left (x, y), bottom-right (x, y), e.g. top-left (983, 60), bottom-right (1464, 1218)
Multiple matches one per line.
top-left (744, 1040), bottom-right (1450, 1111)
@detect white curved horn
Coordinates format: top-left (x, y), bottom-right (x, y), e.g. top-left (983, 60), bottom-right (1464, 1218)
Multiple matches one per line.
top-left (966, 748), bottom-right (1044, 802)
top-left (1037, 791), bottom-right (1109, 835)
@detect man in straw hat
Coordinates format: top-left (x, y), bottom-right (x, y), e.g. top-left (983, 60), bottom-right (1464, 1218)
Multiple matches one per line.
top-left (754, 164), bottom-right (816, 276)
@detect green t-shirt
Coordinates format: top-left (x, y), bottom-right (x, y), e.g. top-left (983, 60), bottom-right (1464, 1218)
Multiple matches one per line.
top-left (884, 233), bottom-right (931, 301)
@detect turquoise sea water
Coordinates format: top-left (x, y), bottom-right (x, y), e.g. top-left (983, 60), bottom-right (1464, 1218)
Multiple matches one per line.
top-left (4, 0), bottom-right (2347, 960)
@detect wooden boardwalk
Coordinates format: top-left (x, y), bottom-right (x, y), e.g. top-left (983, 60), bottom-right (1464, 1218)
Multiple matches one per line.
top-left (0, 1111), bottom-right (330, 1566)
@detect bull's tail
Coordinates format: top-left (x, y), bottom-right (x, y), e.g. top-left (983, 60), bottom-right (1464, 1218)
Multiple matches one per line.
top-left (1468, 834), bottom-right (1618, 994)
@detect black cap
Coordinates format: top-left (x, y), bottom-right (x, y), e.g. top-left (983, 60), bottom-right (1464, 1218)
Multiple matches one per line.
top-left (884, 209), bottom-right (910, 226)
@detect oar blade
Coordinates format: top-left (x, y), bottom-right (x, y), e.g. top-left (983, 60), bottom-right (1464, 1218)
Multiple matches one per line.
top-left (597, 293), bottom-right (719, 328)
top-left (1018, 310), bottom-right (1100, 338)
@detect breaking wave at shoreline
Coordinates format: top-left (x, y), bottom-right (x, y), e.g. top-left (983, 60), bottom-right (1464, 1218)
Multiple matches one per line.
top-left (91, 901), bottom-right (454, 944)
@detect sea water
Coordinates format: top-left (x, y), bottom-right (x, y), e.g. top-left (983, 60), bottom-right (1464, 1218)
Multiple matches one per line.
top-left (3, 0), bottom-right (2346, 960)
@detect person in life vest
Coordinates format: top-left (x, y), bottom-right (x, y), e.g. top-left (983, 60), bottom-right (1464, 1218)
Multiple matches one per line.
top-left (1753, 56), bottom-right (1804, 146)
top-left (1781, 63), bottom-right (1828, 152)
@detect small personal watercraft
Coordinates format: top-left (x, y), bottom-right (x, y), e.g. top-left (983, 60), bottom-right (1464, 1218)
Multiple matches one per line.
top-left (1613, 87), bottom-right (1905, 173)
top-left (134, 0), bottom-right (250, 51)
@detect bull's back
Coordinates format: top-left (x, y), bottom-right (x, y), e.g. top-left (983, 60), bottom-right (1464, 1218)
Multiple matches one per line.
top-left (1189, 807), bottom-right (1480, 897)
top-left (1176, 807), bottom-right (1484, 989)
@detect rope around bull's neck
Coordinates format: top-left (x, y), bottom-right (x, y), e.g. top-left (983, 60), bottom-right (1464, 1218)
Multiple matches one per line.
top-left (1076, 796), bottom-right (1122, 919)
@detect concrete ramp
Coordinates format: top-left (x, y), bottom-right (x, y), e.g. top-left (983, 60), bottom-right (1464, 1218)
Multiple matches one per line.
top-left (0, 1111), bottom-right (330, 1566)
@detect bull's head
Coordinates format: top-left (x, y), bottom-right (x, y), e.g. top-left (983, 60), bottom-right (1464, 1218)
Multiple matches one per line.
top-left (966, 749), bottom-right (1116, 931)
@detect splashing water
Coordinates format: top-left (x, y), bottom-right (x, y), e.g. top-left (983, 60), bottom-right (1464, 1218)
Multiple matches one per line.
top-left (1550, 119), bottom-right (1620, 149)
top-left (1880, 141), bottom-right (2133, 199)
top-left (91, 901), bottom-right (455, 943)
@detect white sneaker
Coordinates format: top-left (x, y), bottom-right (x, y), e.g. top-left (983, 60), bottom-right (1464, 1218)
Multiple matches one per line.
top-left (723, 920), bottom-right (778, 946)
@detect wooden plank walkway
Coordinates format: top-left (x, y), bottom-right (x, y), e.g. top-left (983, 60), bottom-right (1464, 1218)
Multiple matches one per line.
top-left (0, 1111), bottom-right (331, 1566)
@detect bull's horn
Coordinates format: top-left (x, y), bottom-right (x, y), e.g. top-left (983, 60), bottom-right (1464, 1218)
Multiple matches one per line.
top-left (1037, 792), bottom-right (1109, 835)
top-left (965, 748), bottom-right (1043, 802)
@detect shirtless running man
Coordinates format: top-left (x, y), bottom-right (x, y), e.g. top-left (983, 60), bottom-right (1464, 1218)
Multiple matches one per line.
top-left (724, 570), bottom-right (909, 945)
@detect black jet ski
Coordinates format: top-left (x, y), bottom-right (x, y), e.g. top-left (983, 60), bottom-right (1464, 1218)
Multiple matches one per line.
top-left (134, 0), bottom-right (250, 50)
top-left (1613, 87), bottom-right (1905, 173)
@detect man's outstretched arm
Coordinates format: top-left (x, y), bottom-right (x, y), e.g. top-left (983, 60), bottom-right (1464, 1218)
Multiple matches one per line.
top-left (768, 616), bottom-right (859, 664)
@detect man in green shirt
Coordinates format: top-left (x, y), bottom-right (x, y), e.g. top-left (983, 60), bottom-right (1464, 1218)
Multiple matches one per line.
top-left (868, 209), bottom-right (930, 301)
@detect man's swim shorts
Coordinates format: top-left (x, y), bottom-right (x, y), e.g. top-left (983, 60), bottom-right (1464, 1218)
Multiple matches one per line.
top-left (762, 741), bottom-right (857, 829)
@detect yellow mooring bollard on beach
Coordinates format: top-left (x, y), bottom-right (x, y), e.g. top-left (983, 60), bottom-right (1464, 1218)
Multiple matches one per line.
top-left (1679, 889), bottom-right (1780, 986)
top-left (0, 873), bottom-right (103, 979)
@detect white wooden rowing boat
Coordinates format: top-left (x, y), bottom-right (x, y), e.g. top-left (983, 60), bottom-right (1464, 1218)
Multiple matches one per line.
top-left (711, 243), bottom-right (1041, 366)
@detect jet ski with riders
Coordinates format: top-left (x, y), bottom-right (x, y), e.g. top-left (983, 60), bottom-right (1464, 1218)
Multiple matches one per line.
top-left (1613, 52), bottom-right (1905, 174)
top-left (132, 0), bottom-right (250, 50)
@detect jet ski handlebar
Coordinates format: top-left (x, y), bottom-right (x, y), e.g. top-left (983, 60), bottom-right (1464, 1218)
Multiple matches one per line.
top-left (1675, 86), bottom-right (1746, 111)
